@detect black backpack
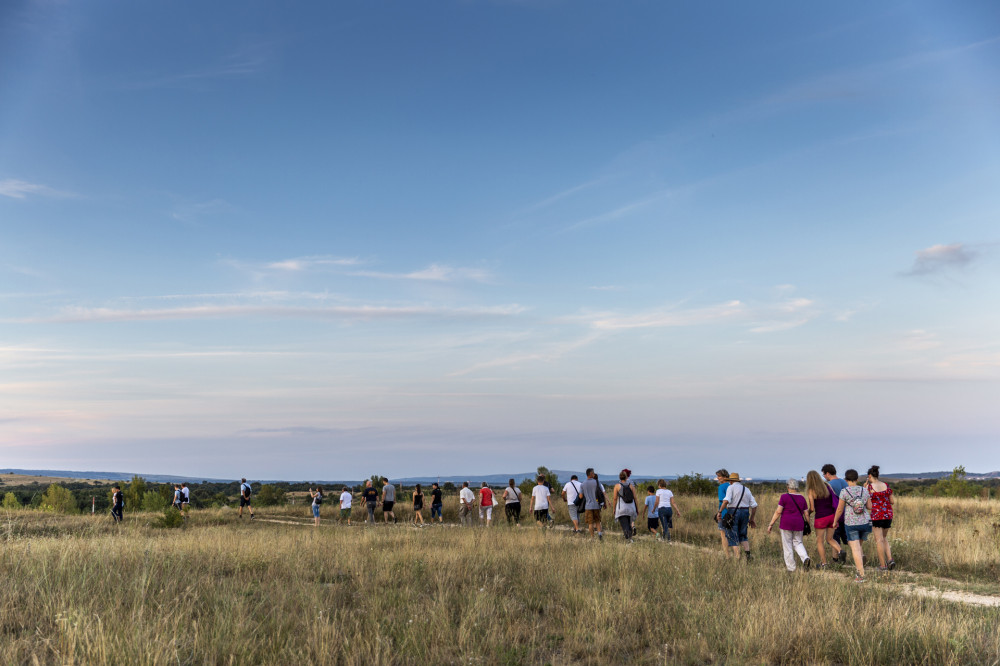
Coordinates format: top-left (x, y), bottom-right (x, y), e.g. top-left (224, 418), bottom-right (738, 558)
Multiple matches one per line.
top-left (620, 482), bottom-right (634, 504)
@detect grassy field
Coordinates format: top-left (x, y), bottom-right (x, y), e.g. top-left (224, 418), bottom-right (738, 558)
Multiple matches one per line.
top-left (2, 495), bottom-right (998, 665)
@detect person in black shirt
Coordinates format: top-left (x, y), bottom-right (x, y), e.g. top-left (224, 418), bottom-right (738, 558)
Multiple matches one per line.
top-left (111, 485), bottom-right (124, 523)
top-left (361, 480), bottom-right (379, 525)
top-left (430, 482), bottom-right (443, 523)
top-left (412, 483), bottom-right (425, 527)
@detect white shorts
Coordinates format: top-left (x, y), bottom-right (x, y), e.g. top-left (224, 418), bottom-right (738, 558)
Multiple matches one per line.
top-left (479, 506), bottom-right (493, 521)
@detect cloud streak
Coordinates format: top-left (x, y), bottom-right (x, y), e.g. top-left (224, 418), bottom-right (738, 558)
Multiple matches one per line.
top-left (25, 303), bottom-right (525, 324)
top-left (904, 243), bottom-right (978, 276)
top-left (0, 179), bottom-right (70, 200)
top-left (348, 263), bottom-right (492, 283)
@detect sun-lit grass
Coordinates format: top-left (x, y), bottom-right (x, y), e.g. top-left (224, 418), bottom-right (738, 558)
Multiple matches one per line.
top-left (1, 497), bottom-right (998, 664)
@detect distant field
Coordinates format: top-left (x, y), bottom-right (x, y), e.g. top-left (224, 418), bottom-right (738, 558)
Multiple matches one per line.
top-left (2, 495), bottom-right (998, 664)
top-left (0, 473), bottom-right (112, 486)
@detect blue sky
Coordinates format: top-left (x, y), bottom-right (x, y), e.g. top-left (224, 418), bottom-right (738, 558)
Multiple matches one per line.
top-left (2, 1), bottom-right (999, 480)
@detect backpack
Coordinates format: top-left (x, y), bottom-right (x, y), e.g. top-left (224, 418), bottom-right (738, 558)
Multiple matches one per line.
top-left (242, 483), bottom-right (252, 498)
top-left (619, 482), bottom-right (634, 505)
top-left (847, 487), bottom-right (866, 515)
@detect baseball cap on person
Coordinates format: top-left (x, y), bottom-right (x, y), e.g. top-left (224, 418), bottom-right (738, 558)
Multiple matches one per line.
top-left (728, 472), bottom-right (740, 482)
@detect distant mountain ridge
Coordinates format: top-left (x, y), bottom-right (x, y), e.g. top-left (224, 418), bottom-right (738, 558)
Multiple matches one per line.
top-left (4, 468), bottom-right (998, 485)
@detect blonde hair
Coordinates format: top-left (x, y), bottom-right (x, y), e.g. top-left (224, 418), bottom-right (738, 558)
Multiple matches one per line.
top-left (805, 470), bottom-right (829, 499)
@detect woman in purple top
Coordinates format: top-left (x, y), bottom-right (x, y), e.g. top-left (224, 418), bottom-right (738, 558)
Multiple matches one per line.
top-left (767, 478), bottom-right (811, 572)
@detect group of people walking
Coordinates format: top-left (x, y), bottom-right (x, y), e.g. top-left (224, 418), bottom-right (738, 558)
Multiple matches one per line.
top-left (715, 464), bottom-right (896, 583)
top-left (141, 464), bottom-right (895, 581)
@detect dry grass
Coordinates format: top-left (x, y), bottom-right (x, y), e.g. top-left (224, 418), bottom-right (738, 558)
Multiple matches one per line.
top-left (2, 498), bottom-right (1000, 665)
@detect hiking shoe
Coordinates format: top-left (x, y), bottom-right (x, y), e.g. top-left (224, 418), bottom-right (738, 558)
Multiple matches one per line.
top-left (837, 551), bottom-right (847, 565)
top-left (597, 532), bottom-right (603, 542)
top-left (818, 563), bottom-right (828, 570)
top-left (854, 574), bottom-right (865, 583)
top-left (877, 565), bottom-right (888, 572)
top-left (803, 557), bottom-right (811, 570)
top-left (888, 560), bottom-right (896, 570)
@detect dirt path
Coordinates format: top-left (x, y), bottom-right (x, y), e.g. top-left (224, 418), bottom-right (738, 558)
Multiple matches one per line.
top-left (253, 516), bottom-right (1000, 609)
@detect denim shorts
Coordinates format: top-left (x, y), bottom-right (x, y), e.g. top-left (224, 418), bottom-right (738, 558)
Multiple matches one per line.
top-left (845, 523), bottom-right (872, 542)
top-left (431, 504), bottom-right (442, 518)
top-left (312, 504), bottom-right (320, 518)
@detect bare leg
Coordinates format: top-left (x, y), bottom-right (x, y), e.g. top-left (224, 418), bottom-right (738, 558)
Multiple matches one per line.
top-left (816, 528), bottom-right (828, 564)
top-left (849, 540), bottom-right (865, 577)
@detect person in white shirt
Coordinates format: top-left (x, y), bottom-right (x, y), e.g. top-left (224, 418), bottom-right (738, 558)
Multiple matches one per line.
top-left (716, 472), bottom-right (758, 561)
top-left (459, 481), bottom-right (476, 527)
top-left (654, 479), bottom-right (680, 542)
top-left (339, 486), bottom-right (353, 526)
top-left (529, 475), bottom-right (551, 527)
top-left (561, 475), bottom-right (584, 533)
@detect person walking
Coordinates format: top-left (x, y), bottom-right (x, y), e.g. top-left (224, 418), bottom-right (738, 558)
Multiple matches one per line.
top-left (110, 485), bottom-right (124, 523)
top-left (309, 486), bottom-right (324, 527)
top-left (381, 478), bottom-right (397, 524)
top-left (339, 486), bottom-right (353, 526)
top-left (715, 470), bottom-right (731, 553)
top-left (361, 480), bottom-right (379, 525)
top-left (654, 479), bottom-right (679, 542)
top-left (805, 470), bottom-right (843, 568)
top-left (865, 465), bottom-right (896, 571)
top-left (529, 475), bottom-right (551, 528)
top-left (580, 468), bottom-right (605, 540)
top-left (822, 464), bottom-right (848, 552)
top-left (832, 469), bottom-right (873, 582)
top-left (478, 482), bottom-right (494, 527)
top-left (180, 482), bottom-right (190, 520)
top-left (412, 483), bottom-right (425, 527)
top-left (716, 472), bottom-right (757, 561)
top-left (502, 478), bottom-right (522, 526)
top-left (611, 470), bottom-right (638, 542)
top-left (238, 478), bottom-right (254, 521)
top-left (644, 486), bottom-right (659, 536)
top-left (430, 482), bottom-right (443, 523)
top-left (561, 475), bottom-right (584, 533)
top-left (171, 484), bottom-right (182, 512)
top-left (767, 479), bottom-right (812, 572)
top-left (459, 481), bottom-right (476, 526)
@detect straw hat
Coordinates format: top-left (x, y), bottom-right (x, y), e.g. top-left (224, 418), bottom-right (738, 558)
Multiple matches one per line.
top-left (728, 472), bottom-right (740, 482)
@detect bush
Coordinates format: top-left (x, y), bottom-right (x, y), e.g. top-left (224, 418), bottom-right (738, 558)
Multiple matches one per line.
top-left (39, 484), bottom-right (79, 514)
top-left (2, 492), bottom-right (21, 510)
top-left (256, 484), bottom-right (286, 507)
top-left (670, 473), bottom-right (716, 496)
top-left (142, 490), bottom-right (168, 513)
top-left (931, 466), bottom-right (979, 498)
top-left (155, 509), bottom-right (185, 529)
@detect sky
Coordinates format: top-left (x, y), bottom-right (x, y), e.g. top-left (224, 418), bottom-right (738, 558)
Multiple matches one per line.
top-left (2, 1), bottom-right (999, 481)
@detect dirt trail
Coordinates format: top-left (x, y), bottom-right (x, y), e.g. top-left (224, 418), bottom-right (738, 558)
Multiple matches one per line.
top-left (252, 516), bottom-right (1000, 608)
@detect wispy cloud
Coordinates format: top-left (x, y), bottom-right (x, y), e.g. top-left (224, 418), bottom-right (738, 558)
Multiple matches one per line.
top-left (266, 256), bottom-right (364, 271)
top-left (903, 243), bottom-right (978, 276)
top-left (561, 190), bottom-right (672, 233)
top-left (584, 301), bottom-right (745, 331)
top-left (748, 298), bottom-right (817, 333)
top-left (348, 263), bottom-right (492, 283)
top-left (450, 332), bottom-right (602, 376)
top-left (24, 303), bottom-right (525, 324)
top-left (519, 177), bottom-right (609, 213)
top-left (900, 329), bottom-right (942, 351)
top-left (0, 179), bottom-right (71, 200)
top-left (127, 44), bottom-right (271, 90)
top-left (170, 199), bottom-right (231, 222)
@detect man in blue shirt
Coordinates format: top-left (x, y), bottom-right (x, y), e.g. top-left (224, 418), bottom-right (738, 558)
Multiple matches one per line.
top-left (715, 469), bottom-right (730, 553)
top-left (823, 464), bottom-right (848, 560)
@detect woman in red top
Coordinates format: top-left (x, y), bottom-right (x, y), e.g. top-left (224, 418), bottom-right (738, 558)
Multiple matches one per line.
top-left (478, 482), bottom-right (494, 527)
top-left (866, 465), bottom-right (895, 571)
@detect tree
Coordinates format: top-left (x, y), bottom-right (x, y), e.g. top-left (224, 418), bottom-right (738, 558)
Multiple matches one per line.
top-left (256, 484), bottom-right (286, 506)
top-left (537, 466), bottom-right (559, 489)
top-left (932, 466), bottom-right (977, 498)
top-left (40, 484), bottom-right (79, 514)
top-left (124, 476), bottom-right (147, 513)
top-left (2, 492), bottom-right (20, 510)
top-left (442, 482), bottom-right (456, 492)
top-left (671, 473), bottom-right (716, 496)
top-left (369, 475), bottom-right (385, 495)
top-left (142, 490), bottom-right (168, 512)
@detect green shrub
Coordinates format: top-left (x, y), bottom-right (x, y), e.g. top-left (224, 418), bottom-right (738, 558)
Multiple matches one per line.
top-left (155, 509), bottom-right (185, 529)
top-left (39, 484), bottom-right (79, 514)
top-left (2, 492), bottom-right (21, 510)
top-left (142, 490), bottom-right (168, 512)
top-left (256, 484), bottom-right (286, 506)
top-left (124, 476), bottom-right (147, 513)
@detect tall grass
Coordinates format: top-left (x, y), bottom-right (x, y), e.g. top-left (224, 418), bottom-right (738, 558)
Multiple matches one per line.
top-left (2, 504), bottom-right (999, 665)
